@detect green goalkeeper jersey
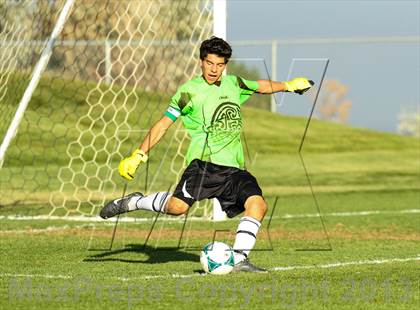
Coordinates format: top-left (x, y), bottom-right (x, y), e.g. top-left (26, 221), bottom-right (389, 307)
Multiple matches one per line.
top-left (164, 75), bottom-right (259, 169)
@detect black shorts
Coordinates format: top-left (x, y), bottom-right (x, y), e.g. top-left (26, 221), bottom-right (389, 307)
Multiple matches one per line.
top-left (172, 159), bottom-right (263, 218)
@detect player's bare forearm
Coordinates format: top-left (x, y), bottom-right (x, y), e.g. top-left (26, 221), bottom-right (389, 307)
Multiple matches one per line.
top-left (139, 116), bottom-right (174, 153)
top-left (256, 80), bottom-right (287, 94)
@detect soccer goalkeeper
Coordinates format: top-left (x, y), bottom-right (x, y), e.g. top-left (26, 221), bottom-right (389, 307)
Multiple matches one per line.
top-left (100, 36), bottom-right (314, 273)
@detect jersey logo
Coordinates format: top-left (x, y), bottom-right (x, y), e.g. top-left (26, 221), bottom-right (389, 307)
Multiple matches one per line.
top-left (208, 102), bottom-right (242, 150)
top-left (219, 96), bottom-right (228, 100)
top-left (210, 102), bottom-right (242, 133)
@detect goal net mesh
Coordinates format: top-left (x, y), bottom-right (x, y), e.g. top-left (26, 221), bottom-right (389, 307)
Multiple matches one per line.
top-left (0, 0), bottom-right (214, 218)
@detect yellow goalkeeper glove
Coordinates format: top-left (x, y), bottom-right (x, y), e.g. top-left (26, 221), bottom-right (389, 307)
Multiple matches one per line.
top-left (118, 149), bottom-right (148, 181)
top-left (284, 77), bottom-right (314, 95)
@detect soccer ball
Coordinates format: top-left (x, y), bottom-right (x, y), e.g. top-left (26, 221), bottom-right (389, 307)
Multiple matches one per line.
top-left (200, 241), bottom-right (234, 275)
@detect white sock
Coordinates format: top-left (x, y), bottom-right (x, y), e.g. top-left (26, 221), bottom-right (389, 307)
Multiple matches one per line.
top-left (127, 192), bottom-right (170, 213)
top-left (233, 216), bottom-right (261, 264)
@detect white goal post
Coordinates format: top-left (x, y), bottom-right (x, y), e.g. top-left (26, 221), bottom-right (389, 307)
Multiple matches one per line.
top-left (212, 0), bottom-right (227, 221)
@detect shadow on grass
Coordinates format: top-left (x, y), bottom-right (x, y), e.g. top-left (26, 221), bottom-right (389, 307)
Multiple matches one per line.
top-left (83, 244), bottom-right (200, 264)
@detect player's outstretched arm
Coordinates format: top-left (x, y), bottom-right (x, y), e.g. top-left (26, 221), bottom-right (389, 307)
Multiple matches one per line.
top-left (256, 77), bottom-right (314, 95)
top-left (139, 116), bottom-right (174, 153)
top-left (119, 116), bottom-right (174, 180)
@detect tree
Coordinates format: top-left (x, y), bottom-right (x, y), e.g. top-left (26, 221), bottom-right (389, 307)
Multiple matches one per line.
top-left (315, 79), bottom-right (352, 123)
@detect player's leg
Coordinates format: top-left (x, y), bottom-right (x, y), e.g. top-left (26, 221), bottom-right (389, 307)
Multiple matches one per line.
top-left (100, 160), bottom-right (201, 219)
top-left (231, 195), bottom-right (268, 272)
top-left (221, 170), bottom-right (267, 272)
top-left (165, 196), bottom-right (189, 215)
top-left (99, 191), bottom-right (191, 219)
top-left (100, 191), bottom-right (171, 219)
top-left (243, 195), bottom-right (267, 222)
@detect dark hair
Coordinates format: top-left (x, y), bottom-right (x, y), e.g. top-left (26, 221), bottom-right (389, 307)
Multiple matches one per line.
top-left (199, 36), bottom-right (232, 63)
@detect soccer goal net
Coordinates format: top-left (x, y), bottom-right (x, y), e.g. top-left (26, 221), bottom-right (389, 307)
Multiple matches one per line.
top-left (0, 0), bottom-right (216, 218)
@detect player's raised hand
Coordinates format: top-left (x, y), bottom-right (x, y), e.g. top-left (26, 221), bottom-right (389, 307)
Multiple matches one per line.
top-left (118, 149), bottom-right (148, 181)
top-left (284, 77), bottom-right (314, 95)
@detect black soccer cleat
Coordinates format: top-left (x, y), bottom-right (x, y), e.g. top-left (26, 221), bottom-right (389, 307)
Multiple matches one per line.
top-left (231, 259), bottom-right (268, 273)
top-left (100, 192), bottom-right (143, 219)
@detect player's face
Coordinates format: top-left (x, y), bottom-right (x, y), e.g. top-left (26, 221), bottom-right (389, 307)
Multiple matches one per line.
top-left (201, 54), bottom-right (226, 84)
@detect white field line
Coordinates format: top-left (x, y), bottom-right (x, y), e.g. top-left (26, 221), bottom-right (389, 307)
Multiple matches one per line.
top-left (1, 273), bottom-right (72, 279)
top-left (1, 255), bottom-right (419, 281)
top-left (271, 256), bottom-right (420, 271)
top-left (281, 209), bottom-right (420, 219)
top-left (0, 209), bottom-right (419, 223)
top-left (1, 209), bottom-right (418, 234)
top-left (0, 224), bottom-right (95, 235)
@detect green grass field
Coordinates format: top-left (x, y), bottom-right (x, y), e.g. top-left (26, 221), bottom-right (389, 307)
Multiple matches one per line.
top-left (0, 74), bottom-right (419, 309)
top-left (1, 190), bottom-right (419, 309)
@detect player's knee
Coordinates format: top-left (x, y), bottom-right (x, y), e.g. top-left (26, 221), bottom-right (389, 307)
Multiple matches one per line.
top-left (168, 204), bottom-right (189, 216)
top-left (166, 197), bottom-right (189, 216)
top-left (259, 201), bottom-right (268, 216)
top-left (244, 195), bottom-right (267, 220)
top-left (255, 200), bottom-right (268, 217)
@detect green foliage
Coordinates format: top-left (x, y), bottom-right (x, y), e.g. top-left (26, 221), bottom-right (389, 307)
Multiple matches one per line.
top-left (0, 189), bottom-right (419, 309)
